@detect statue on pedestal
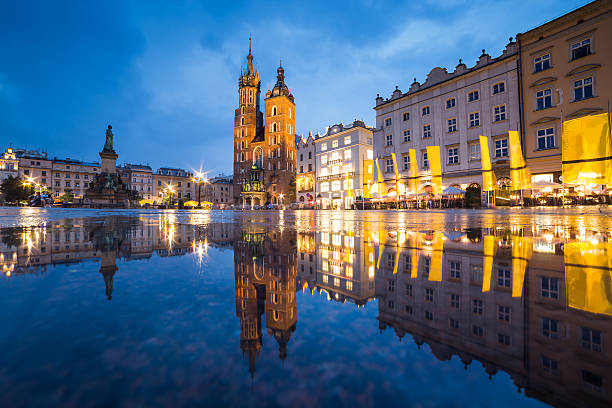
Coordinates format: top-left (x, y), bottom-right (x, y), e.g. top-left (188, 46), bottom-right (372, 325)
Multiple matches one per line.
top-left (103, 125), bottom-right (115, 153)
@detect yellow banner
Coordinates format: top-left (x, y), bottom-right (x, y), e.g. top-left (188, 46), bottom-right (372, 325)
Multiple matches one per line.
top-left (363, 159), bottom-right (374, 199)
top-left (565, 241), bottom-right (612, 316)
top-left (512, 235), bottom-right (532, 297)
top-left (409, 149), bottom-right (418, 194)
top-left (562, 113), bottom-right (612, 185)
top-left (391, 153), bottom-right (400, 196)
top-left (482, 235), bottom-right (496, 292)
top-left (479, 136), bottom-right (497, 192)
top-left (509, 131), bottom-right (531, 190)
top-left (376, 229), bottom-right (387, 269)
top-left (426, 146), bottom-right (442, 195)
top-left (428, 231), bottom-right (444, 281)
top-left (375, 158), bottom-right (385, 197)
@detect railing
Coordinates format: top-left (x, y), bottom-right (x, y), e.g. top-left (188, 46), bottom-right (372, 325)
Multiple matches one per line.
top-left (317, 172), bottom-right (355, 181)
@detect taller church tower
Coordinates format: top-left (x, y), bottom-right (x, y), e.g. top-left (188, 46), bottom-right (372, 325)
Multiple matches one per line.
top-left (233, 40), bottom-right (297, 207)
top-left (233, 38), bottom-right (264, 204)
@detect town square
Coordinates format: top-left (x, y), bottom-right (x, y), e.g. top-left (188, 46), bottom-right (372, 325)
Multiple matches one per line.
top-left (1, 1), bottom-right (611, 407)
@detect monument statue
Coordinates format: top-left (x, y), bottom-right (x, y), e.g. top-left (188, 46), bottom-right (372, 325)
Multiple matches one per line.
top-left (103, 125), bottom-right (114, 152)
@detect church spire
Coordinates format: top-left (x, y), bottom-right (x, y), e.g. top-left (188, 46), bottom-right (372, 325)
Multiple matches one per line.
top-left (246, 35), bottom-right (254, 75)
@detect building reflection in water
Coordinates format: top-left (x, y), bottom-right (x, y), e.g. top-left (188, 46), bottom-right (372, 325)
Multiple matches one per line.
top-left (1, 214), bottom-right (611, 407)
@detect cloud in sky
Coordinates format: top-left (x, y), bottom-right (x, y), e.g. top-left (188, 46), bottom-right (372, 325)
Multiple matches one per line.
top-left (0, 0), bottom-right (589, 174)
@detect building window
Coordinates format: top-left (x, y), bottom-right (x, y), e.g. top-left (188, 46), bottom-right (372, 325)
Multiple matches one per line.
top-left (386, 159), bottom-right (393, 173)
top-left (300, 153), bottom-right (303, 161)
top-left (321, 143), bottom-right (327, 151)
top-left (542, 317), bottom-right (559, 339)
top-left (425, 288), bottom-right (434, 302)
top-left (449, 318), bottom-right (459, 329)
top-left (344, 149), bottom-right (351, 159)
top-left (403, 112), bottom-right (410, 121)
top-left (405, 283), bottom-right (413, 296)
top-left (422, 151), bottom-right (429, 168)
top-left (540, 277), bottom-right (559, 299)
top-left (498, 305), bottom-right (510, 322)
top-left (65, 181), bottom-right (70, 187)
top-left (386, 134), bottom-right (393, 146)
top-left (446, 98), bottom-right (456, 109)
top-left (536, 88), bottom-right (552, 110)
top-left (422, 106), bottom-right (430, 116)
top-left (495, 139), bottom-right (508, 157)
top-left (473, 325), bottom-right (484, 337)
top-left (541, 356), bottom-right (559, 375)
top-left (300, 165), bottom-right (303, 173)
top-left (321, 156), bottom-right (327, 165)
top-left (449, 261), bottom-right (461, 278)
top-left (308, 163), bottom-right (312, 171)
top-left (403, 129), bottom-right (411, 142)
top-left (468, 90), bottom-right (479, 102)
top-left (450, 293), bottom-right (460, 308)
top-left (469, 112), bottom-right (480, 128)
top-left (470, 143), bottom-right (481, 160)
top-left (473, 299), bottom-right (483, 315)
top-left (582, 327), bottom-right (602, 352)
top-left (344, 135), bottom-right (351, 144)
top-left (332, 140), bottom-right (339, 148)
top-left (492, 82), bottom-right (505, 95)
top-left (570, 38), bottom-right (591, 61)
top-left (402, 155), bottom-right (409, 170)
top-left (320, 182), bottom-right (329, 192)
top-left (331, 180), bottom-right (341, 191)
top-left (537, 128), bottom-right (555, 150)
top-left (534, 53), bottom-right (551, 72)
top-left (423, 124), bottom-right (431, 138)
top-left (385, 117), bottom-right (392, 127)
top-left (573, 77), bottom-right (593, 101)
top-left (498, 333), bottom-right (511, 345)
top-left (581, 370), bottom-right (602, 391)
top-left (494, 105), bottom-right (506, 122)
top-left (447, 148), bottom-right (459, 164)
top-left (497, 268), bottom-right (511, 288)
top-left (447, 118), bottom-right (457, 132)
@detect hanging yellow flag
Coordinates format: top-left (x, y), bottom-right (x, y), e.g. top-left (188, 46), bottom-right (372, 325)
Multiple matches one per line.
top-left (391, 153), bottom-right (400, 196)
top-left (409, 149), bottom-right (419, 194)
top-left (562, 113), bottom-right (612, 185)
top-left (565, 241), bottom-right (612, 316)
top-left (482, 235), bottom-right (496, 292)
top-left (426, 146), bottom-right (442, 195)
top-left (508, 131), bottom-right (531, 190)
top-left (363, 159), bottom-right (374, 199)
top-left (428, 231), bottom-right (444, 281)
top-left (479, 136), bottom-right (497, 192)
top-left (512, 235), bottom-right (532, 298)
top-left (375, 158), bottom-right (385, 197)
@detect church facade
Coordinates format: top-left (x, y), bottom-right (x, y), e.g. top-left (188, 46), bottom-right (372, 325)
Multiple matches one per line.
top-left (233, 42), bottom-right (297, 207)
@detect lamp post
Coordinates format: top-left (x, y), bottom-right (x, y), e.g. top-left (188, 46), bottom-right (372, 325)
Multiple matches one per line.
top-left (192, 172), bottom-right (208, 208)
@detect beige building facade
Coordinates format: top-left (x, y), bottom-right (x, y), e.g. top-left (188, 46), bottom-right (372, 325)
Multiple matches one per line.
top-left (517, 0), bottom-right (612, 181)
top-left (51, 158), bottom-right (100, 199)
top-left (374, 41), bottom-right (520, 196)
top-left (295, 133), bottom-right (315, 206)
top-left (153, 167), bottom-right (194, 202)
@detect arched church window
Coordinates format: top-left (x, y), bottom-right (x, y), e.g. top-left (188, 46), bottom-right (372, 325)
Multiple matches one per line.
top-left (253, 147), bottom-right (263, 168)
top-left (241, 107), bottom-right (245, 115)
top-left (241, 118), bottom-right (245, 125)
top-left (289, 108), bottom-right (292, 118)
top-left (272, 106), bottom-right (277, 116)
top-left (273, 123), bottom-right (277, 132)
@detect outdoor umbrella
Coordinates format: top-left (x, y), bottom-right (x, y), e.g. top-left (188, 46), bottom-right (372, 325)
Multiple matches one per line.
top-left (442, 186), bottom-right (466, 196)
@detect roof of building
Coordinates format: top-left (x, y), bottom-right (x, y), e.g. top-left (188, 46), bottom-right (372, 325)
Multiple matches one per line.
top-left (120, 163), bottom-right (153, 171)
top-left (375, 40), bottom-right (518, 110)
top-left (14, 148), bottom-right (49, 160)
top-left (314, 120), bottom-right (373, 140)
top-left (53, 157), bottom-right (100, 167)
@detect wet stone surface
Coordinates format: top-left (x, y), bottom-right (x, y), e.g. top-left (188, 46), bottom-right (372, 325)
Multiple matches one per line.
top-left (0, 207), bottom-right (611, 407)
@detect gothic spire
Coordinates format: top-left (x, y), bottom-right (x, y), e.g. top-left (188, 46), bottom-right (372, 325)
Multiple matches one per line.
top-left (246, 35), bottom-right (254, 75)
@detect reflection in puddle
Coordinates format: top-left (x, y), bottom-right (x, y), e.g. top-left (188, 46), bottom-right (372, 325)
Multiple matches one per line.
top-left (1, 210), bottom-right (611, 407)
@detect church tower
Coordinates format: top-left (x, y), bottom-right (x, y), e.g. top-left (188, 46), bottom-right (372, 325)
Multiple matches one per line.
top-left (262, 62), bottom-right (296, 205)
top-left (233, 38), bottom-right (264, 204)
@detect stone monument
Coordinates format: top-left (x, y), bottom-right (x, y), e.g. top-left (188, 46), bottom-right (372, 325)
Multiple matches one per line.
top-left (85, 125), bottom-right (131, 207)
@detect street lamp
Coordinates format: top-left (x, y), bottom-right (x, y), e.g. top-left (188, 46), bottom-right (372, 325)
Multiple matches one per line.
top-left (192, 171), bottom-right (209, 208)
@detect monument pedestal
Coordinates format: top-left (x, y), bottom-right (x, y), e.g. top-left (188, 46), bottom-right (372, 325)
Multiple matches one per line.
top-left (84, 149), bottom-right (131, 208)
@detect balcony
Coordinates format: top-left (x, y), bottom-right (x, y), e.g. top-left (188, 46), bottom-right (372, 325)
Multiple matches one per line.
top-left (317, 172), bottom-right (355, 181)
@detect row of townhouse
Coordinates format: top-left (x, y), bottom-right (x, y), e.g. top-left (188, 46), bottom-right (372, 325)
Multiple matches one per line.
top-left (373, 0), bottom-right (612, 197)
top-left (295, 120), bottom-right (374, 209)
top-left (0, 147), bottom-right (196, 202)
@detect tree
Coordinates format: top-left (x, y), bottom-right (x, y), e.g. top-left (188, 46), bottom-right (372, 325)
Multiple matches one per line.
top-left (59, 189), bottom-right (75, 203)
top-left (0, 176), bottom-right (33, 204)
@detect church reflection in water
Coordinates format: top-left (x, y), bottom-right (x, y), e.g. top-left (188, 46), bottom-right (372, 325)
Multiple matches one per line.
top-left (1, 214), bottom-right (611, 407)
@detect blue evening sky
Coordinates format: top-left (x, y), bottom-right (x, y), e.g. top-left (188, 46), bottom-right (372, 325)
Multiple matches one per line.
top-left (0, 0), bottom-right (589, 175)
